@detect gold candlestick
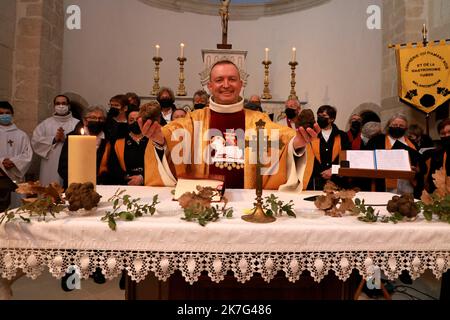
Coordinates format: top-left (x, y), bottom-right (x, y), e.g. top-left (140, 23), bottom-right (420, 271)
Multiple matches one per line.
top-left (262, 60), bottom-right (272, 100)
top-left (242, 119), bottom-right (276, 224)
top-left (288, 61), bottom-right (298, 100)
top-left (177, 57), bottom-right (187, 96)
top-left (151, 56), bottom-right (163, 96)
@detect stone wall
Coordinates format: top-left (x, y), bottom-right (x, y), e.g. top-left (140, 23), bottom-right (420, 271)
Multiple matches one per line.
top-left (12, 0), bottom-right (65, 136)
top-left (8, 0), bottom-right (65, 179)
top-left (0, 0), bottom-right (17, 101)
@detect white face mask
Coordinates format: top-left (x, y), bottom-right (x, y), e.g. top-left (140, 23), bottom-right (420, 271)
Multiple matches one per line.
top-left (55, 105), bottom-right (69, 115)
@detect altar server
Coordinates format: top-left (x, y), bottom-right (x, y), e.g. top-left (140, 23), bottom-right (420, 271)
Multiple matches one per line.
top-left (31, 95), bottom-right (79, 186)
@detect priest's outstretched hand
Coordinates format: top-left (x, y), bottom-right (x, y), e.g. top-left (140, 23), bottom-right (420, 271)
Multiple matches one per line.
top-left (137, 118), bottom-right (165, 145)
top-left (293, 123), bottom-right (321, 150)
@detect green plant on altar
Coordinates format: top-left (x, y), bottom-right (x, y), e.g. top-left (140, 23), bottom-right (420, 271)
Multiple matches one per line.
top-left (353, 198), bottom-right (403, 223)
top-left (101, 189), bottom-right (159, 231)
top-left (0, 197), bottom-right (66, 224)
top-left (418, 168), bottom-right (450, 223)
top-left (0, 182), bottom-right (65, 225)
top-left (178, 186), bottom-right (233, 226)
top-left (262, 194), bottom-right (295, 217)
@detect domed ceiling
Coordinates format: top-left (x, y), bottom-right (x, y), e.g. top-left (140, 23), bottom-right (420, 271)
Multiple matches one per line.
top-left (138, 0), bottom-right (330, 20)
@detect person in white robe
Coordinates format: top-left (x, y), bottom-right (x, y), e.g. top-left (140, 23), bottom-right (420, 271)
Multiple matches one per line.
top-left (31, 95), bottom-right (79, 186)
top-left (0, 102), bottom-right (33, 210)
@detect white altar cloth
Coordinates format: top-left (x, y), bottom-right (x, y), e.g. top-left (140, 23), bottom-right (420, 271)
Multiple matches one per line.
top-left (1, 186), bottom-right (450, 285)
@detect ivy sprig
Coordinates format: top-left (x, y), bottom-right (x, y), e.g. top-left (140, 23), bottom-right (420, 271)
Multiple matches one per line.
top-left (418, 194), bottom-right (450, 223)
top-left (178, 186), bottom-right (233, 226)
top-left (182, 203), bottom-right (233, 227)
top-left (101, 189), bottom-right (159, 231)
top-left (354, 198), bottom-right (403, 223)
top-left (263, 194), bottom-right (296, 218)
top-left (0, 197), bottom-right (65, 225)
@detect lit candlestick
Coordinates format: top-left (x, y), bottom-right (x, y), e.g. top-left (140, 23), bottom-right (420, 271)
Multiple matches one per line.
top-left (155, 44), bottom-right (160, 57)
top-left (265, 48), bottom-right (269, 62)
top-left (68, 129), bottom-right (97, 187)
top-left (291, 47), bottom-right (297, 62)
top-left (180, 43), bottom-right (185, 58)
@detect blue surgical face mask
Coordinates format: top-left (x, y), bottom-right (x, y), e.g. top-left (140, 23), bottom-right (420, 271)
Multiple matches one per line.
top-left (0, 114), bottom-right (13, 125)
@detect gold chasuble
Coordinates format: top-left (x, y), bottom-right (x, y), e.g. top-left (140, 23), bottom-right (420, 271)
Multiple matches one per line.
top-left (143, 142), bottom-right (177, 187)
top-left (396, 41), bottom-right (450, 113)
top-left (145, 98), bottom-right (308, 191)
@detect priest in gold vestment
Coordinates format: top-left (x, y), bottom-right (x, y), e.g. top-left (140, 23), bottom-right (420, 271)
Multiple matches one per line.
top-left (140, 60), bottom-right (320, 191)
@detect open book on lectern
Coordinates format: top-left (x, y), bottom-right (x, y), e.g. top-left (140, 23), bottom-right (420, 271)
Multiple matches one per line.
top-left (345, 149), bottom-right (411, 171)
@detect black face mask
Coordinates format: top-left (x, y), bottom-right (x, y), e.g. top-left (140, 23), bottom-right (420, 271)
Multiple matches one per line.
top-left (129, 122), bottom-right (141, 135)
top-left (87, 121), bottom-right (104, 135)
top-left (246, 103), bottom-right (262, 112)
top-left (350, 121), bottom-right (362, 132)
top-left (108, 107), bottom-right (120, 118)
top-left (194, 103), bottom-right (206, 110)
top-left (441, 136), bottom-right (450, 149)
top-left (285, 108), bottom-right (297, 119)
top-left (317, 116), bottom-right (330, 129)
top-left (158, 98), bottom-right (174, 109)
top-left (388, 127), bottom-right (406, 139)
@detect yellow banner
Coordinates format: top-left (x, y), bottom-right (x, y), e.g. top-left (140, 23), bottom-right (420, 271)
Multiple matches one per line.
top-left (396, 43), bottom-right (450, 113)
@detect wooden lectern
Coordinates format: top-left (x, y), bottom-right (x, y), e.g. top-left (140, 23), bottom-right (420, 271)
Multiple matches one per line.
top-left (339, 150), bottom-right (415, 299)
top-left (338, 151), bottom-right (415, 192)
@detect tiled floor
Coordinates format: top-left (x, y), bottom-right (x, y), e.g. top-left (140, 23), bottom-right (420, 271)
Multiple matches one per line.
top-left (10, 270), bottom-right (441, 300)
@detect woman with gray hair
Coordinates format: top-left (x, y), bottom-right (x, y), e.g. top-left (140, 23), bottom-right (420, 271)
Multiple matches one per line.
top-left (58, 105), bottom-right (110, 189)
top-left (361, 121), bottom-right (382, 148)
top-left (367, 113), bottom-right (426, 198)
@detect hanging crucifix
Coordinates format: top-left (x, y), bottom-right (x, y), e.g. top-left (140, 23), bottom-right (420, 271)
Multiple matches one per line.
top-left (7, 139), bottom-right (14, 147)
top-left (217, 0), bottom-right (232, 49)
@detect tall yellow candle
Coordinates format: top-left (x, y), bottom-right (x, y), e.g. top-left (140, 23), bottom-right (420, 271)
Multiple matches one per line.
top-left (68, 132), bottom-right (97, 187)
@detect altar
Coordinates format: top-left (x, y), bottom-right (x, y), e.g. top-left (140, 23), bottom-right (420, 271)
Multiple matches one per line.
top-left (1, 186), bottom-right (450, 300)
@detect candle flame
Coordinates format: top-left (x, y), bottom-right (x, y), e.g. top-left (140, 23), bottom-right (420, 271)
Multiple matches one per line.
top-left (181, 43), bottom-right (185, 47)
top-left (80, 128), bottom-right (85, 135)
top-left (156, 44), bottom-right (160, 49)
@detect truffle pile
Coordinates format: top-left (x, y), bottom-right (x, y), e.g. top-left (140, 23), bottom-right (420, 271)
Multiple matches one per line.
top-left (386, 194), bottom-right (419, 218)
top-left (65, 182), bottom-right (101, 211)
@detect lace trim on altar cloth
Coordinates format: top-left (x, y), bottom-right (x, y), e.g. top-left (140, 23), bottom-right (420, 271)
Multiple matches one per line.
top-left (1, 249), bottom-right (449, 284)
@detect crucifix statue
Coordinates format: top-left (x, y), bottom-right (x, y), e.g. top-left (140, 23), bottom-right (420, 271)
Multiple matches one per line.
top-left (217, 0), bottom-right (232, 49)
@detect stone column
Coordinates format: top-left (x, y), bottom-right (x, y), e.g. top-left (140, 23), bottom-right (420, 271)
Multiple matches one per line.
top-left (382, 0), bottom-right (450, 137)
top-left (381, 0), bottom-right (428, 127)
top-left (11, 0), bottom-right (65, 136)
top-left (10, 0), bottom-right (64, 179)
top-left (0, 1), bottom-right (17, 101)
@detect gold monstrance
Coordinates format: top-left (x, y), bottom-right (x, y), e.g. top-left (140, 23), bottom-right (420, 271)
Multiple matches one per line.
top-left (242, 119), bottom-right (276, 223)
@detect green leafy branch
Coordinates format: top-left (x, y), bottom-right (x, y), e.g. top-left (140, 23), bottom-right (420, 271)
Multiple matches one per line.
top-left (0, 197), bottom-right (65, 225)
top-left (263, 194), bottom-right (296, 218)
top-left (179, 186), bottom-right (233, 226)
top-left (101, 189), bottom-right (159, 231)
top-left (182, 202), bottom-right (233, 227)
top-left (354, 198), bottom-right (403, 224)
top-left (418, 194), bottom-right (450, 223)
